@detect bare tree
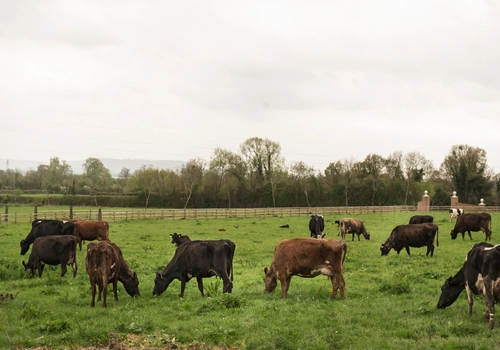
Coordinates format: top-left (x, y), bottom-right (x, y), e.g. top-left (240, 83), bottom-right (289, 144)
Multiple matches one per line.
top-left (180, 159), bottom-right (204, 209)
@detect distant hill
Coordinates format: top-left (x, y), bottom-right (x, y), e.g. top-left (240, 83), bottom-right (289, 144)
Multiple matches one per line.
top-left (0, 158), bottom-right (185, 177)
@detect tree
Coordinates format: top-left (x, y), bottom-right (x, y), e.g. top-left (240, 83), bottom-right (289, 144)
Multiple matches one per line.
top-left (180, 159), bottom-right (204, 209)
top-left (289, 161), bottom-right (315, 207)
top-left (127, 166), bottom-right (158, 208)
top-left (402, 152), bottom-right (434, 205)
top-left (361, 154), bottom-right (386, 206)
top-left (440, 145), bottom-right (492, 204)
top-left (82, 158), bottom-right (112, 192)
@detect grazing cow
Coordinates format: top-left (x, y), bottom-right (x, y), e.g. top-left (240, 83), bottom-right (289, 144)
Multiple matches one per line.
top-left (170, 233), bottom-right (235, 282)
top-left (20, 220), bottom-right (75, 255)
top-left (153, 238), bottom-right (235, 298)
top-left (450, 213), bottom-right (492, 241)
top-left (339, 218), bottom-right (370, 241)
top-left (380, 223), bottom-right (439, 256)
top-left (22, 235), bottom-right (78, 278)
top-left (437, 242), bottom-right (500, 329)
top-left (437, 242), bottom-right (493, 309)
top-left (309, 215), bottom-right (325, 238)
top-left (409, 215), bottom-right (434, 224)
top-left (449, 208), bottom-right (464, 222)
top-left (263, 238), bottom-right (347, 299)
top-left (73, 220), bottom-right (109, 251)
top-left (85, 241), bottom-right (140, 308)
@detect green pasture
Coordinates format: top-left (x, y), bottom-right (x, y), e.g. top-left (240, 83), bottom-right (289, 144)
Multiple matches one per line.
top-left (1, 211), bottom-right (499, 349)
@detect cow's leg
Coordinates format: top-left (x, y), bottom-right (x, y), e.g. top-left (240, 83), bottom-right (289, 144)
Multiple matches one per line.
top-left (60, 260), bottom-right (67, 277)
top-left (426, 244), bottom-right (434, 257)
top-left (112, 278), bottom-right (119, 301)
top-left (280, 276), bottom-right (291, 299)
top-left (405, 246), bottom-right (410, 255)
top-left (466, 284), bottom-right (474, 316)
top-left (331, 273), bottom-right (345, 300)
top-left (179, 277), bottom-right (187, 298)
top-left (72, 261), bottom-right (77, 278)
top-left (196, 276), bottom-right (205, 296)
top-left (78, 238), bottom-right (82, 251)
top-left (38, 263), bottom-right (45, 278)
top-left (468, 230), bottom-right (473, 240)
top-left (484, 278), bottom-right (495, 329)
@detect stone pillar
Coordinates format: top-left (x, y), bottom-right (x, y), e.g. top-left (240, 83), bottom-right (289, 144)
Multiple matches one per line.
top-left (478, 198), bottom-right (485, 206)
top-left (450, 191), bottom-right (458, 208)
top-left (420, 191), bottom-right (430, 212)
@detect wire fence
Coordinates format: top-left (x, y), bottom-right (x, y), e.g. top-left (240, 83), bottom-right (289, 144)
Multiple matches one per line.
top-left (2, 205), bottom-right (499, 224)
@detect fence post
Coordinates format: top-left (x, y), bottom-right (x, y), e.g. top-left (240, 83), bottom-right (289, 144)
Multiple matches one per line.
top-left (4, 205), bottom-right (8, 222)
top-left (98, 207), bottom-right (102, 221)
top-left (34, 205), bottom-right (37, 220)
top-left (70, 205), bottom-right (73, 220)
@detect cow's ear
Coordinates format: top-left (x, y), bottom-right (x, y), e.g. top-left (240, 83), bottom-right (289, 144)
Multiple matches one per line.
top-left (22, 261), bottom-right (26, 267)
top-left (156, 272), bottom-right (161, 279)
top-left (264, 267), bottom-right (269, 274)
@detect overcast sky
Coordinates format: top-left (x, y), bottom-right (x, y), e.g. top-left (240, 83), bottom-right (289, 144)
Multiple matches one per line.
top-left (1, 0), bottom-right (500, 174)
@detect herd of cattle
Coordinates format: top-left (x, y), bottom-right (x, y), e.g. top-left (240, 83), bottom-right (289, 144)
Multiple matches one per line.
top-left (17, 209), bottom-right (498, 329)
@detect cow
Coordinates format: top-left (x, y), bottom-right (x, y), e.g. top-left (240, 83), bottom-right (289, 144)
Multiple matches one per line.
top-left (263, 238), bottom-right (347, 299)
top-left (22, 235), bottom-right (78, 278)
top-left (339, 218), bottom-right (370, 241)
top-left (437, 242), bottom-right (500, 329)
top-left (309, 214), bottom-right (325, 238)
top-left (409, 215), bottom-right (434, 224)
top-left (73, 220), bottom-right (110, 251)
top-left (170, 233), bottom-right (235, 282)
top-left (380, 223), bottom-right (439, 257)
top-left (450, 213), bottom-right (492, 241)
top-left (153, 238), bottom-right (235, 298)
top-left (20, 220), bottom-right (75, 255)
top-left (85, 241), bottom-right (140, 308)
top-left (450, 208), bottom-right (464, 222)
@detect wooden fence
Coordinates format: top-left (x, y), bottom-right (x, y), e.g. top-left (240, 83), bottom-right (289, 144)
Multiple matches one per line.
top-left (2, 205), bottom-right (500, 224)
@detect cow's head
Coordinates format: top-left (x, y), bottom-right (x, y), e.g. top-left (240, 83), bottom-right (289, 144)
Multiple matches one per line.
top-left (21, 260), bottom-right (34, 277)
top-left (20, 239), bottom-right (30, 255)
top-left (122, 272), bottom-right (140, 298)
top-left (170, 233), bottom-right (181, 246)
top-left (263, 267), bottom-right (277, 293)
top-left (364, 232), bottom-right (371, 240)
top-left (380, 244), bottom-right (391, 256)
top-left (450, 229), bottom-right (458, 240)
top-left (153, 272), bottom-right (168, 297)
top-left (437, 274), bottom-right (463, 309)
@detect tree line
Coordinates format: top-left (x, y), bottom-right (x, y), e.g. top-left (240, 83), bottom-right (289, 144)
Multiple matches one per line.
top-left (0, 139), bottom-right (498, 208)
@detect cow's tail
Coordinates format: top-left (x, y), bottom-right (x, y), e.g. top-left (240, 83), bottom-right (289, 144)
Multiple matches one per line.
top-left (436, 225), bottom-right (439, 247)
top-left (341, 241), bottom-right (348, 265)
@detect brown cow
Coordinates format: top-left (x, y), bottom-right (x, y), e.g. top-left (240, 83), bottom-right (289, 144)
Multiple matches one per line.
top-left (263, 238), bottom-right (347, 299)
top-left (339, 218), bottom-right (370, 241)
top-left (450, 213), bottom-right (492, 241)
top-left (73, 220), bottom-right (109, 251)
top-left (85, 241), bottom-right (140, 307)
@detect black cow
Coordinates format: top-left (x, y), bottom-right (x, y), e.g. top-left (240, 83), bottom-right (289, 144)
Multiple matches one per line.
top-left (153, 239), bottom-right (235, 298)
top-left (450, 213), bottom-right (492, 241)
top-left (309, 214), bottom-right (325, 239)
top-left (409, 215), bottom-right (434, 224)
top-left (20, 220), bottom-right (75, 255)
top-left (437, 242), bottom-right (500, 329)
top-left (380, 223), bottom-right (439, 256)
top-left (22, 235), bottom-right (78, 278)
top-left (170, 233), bottom-right (235, 282)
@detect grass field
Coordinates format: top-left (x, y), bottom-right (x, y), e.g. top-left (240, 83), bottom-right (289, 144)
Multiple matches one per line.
top-left (1, 211), bottom-right (499, 349)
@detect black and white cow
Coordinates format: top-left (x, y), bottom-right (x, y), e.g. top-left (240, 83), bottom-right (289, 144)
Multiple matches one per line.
top-left (309, 214), bottom-right (325, 239)
top-left (449, 208), bottom-right (464, 222)
top-left (437, 242), bottom-right (500, 329)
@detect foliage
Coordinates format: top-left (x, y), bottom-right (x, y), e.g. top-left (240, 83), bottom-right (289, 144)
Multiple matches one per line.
top-left (1, 142), bottom-right (498, 207)
top-left (1, 212), bottom-right (500, 349)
